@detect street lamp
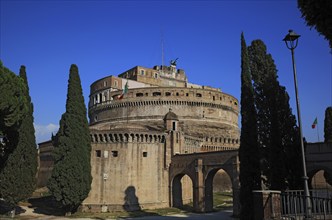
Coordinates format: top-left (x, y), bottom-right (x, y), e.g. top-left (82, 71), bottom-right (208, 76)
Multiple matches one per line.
top-left (283, 29), bottom-right (312, 218)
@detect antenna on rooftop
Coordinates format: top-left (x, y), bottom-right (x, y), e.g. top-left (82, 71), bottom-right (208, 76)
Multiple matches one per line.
top-left (161, 30), bottom-right (164, 68)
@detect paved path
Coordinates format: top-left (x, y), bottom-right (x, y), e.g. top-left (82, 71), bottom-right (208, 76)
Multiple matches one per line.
top-left (10, 206), bottom-right (237, 220)
top-left (120, 209), bottom-right (236, 220)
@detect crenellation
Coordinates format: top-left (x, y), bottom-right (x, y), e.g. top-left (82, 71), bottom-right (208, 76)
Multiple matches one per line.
top-left (82, 64), bottom-right (240, 212)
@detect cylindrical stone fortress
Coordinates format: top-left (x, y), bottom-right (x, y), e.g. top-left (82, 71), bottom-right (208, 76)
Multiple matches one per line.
top-left (82, 64), bottom-right (240, 212)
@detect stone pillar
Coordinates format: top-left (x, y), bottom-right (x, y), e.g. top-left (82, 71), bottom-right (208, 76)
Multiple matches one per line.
top-left (193, 158), bottom-right (204, 212)
top-left (253, 190), bottom-right (281, 220)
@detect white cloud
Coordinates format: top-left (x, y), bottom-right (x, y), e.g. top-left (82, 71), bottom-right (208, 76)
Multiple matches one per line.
top-left (34, 123), bottom-right (59, 144)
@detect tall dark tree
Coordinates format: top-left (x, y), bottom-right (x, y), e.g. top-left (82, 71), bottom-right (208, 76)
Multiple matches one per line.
top-left (298, 0), bottom-right (332, 48)
top-left (0, 62), bottom-right (28, 168)
top-left (0, 64), bottom-right (38, 210)
top-left (239, 33), bottom-right (261, 220)
top-left (324, 106), bottom-right (332, 143)
top-left (275, 86), bottom-right (302, 189)
top-left (248, 40), bottom-right (302, 190)
top-left (17, 65), bottom-right (38, 198)
top-left (47, 64), bottom-right (92, 213)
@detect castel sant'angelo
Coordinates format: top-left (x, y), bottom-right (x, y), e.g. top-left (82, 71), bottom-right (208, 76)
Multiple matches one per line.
top-left (78, 60), bottom-right (240, 212)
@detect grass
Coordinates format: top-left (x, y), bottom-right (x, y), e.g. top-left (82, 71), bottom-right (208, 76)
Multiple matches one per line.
top-left (213, 191), bottom-right (233, 210)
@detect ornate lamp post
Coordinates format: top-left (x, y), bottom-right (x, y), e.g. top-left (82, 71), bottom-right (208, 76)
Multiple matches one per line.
top-left (283, 29), bottom-right (312, 218)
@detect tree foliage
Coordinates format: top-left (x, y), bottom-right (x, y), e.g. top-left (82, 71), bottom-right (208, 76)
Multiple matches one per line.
top-left (248, 39), bottom-right (302, 190)
top-left (0, 62), bottom-right (27, 140)
top-left (238, 37), bottom-right (302, 201)
top-left (0, 62), bottom-right (28, 168)
top-left (47, 64), bottom-right (92, 213)
top-left (324, 106), bottom-right (332, 143)
top-left (297, 0), bottom-right (332, 48)
top-left (239, 33), bottom-right (261, 220)
top-left (0, 64), bottom-right (37, 207)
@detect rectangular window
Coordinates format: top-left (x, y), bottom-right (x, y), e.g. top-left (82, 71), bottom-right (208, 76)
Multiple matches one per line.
top-left (143, 152), bottom-right (148, 157)
top-left (172, 122), bottom-right (176, 131)
top-left (96, 150), bottom-right (101, 158)
top-left (112, 151), bottom-right (118, 157)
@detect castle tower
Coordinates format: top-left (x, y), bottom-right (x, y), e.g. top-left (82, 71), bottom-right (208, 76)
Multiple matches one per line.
top-left (82, 64), bottom-right (240, 212)
top-left (164, 109), bottom-right (181, 169)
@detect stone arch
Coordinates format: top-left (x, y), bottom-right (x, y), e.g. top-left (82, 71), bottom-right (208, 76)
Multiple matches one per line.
top-left (94, 134), bottom-right (98, 143)
top-left (108, 134), bottom-right (112, 142)
top-left (114, 133), bottom-right (119, 142)
top-left (130, 133), bottom-right (135, 142)
top-left (307, 166), bottom-right (332, 189)
top-left (98, 134), bottom-right (104, 142)
top-left (171, 173), bottom-right (194, 209)
top-left (124, 133), bottom-right (129, 142)
top-left (104, 133), bottom-right (108, 142)
top-left (119, 133), bottom-right (124, 142)
top-left (204, 167), bottom-right (233, 212)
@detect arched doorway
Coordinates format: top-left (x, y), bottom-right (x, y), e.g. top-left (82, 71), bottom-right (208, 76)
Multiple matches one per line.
top-left (205, 168), bottom-right (232, 212)
top-left (172, 174), bottom-right (193, 210)
top-left (310, 169), bottom-right (332, 190)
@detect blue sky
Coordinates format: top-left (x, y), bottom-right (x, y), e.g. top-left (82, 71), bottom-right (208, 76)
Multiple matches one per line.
top-left (1, 0), bottom-right (331, 143)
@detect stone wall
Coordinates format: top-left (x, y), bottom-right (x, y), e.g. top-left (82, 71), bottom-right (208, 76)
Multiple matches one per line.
top-left (82, 131), bottom-right (170, 211)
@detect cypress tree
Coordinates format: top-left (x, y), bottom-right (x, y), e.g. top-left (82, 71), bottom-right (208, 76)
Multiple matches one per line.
top-left (324, 106), bottom-right (332, 143)
top-left (248, 40), bottom-right (301, 190)
top-left (47, 64), bottom-right (92, 213)
top-left (0, 65), bottom-right (37, 210)
top-left (0, 62), bottom-right (27, 131)
top-left (18, 65), bottom-right (38, 197)
top-left (0, 62), bottom-right (28, 169)
top-left (239, 33), bottom-right (261, 220)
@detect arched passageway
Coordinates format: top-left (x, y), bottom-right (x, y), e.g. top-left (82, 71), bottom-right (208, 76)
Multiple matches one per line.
top-left (172, 174), bottom-right (193, 209)
top-left (205, 168), bottom-right (232, 212)
top-left (169, 150), bottom-right (240, 215)
top-left (308, 169), bottom-right (332, 190)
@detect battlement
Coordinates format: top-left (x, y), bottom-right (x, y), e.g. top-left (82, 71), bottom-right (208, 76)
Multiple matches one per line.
top-left (90, 131), bottom-right (166, 144)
